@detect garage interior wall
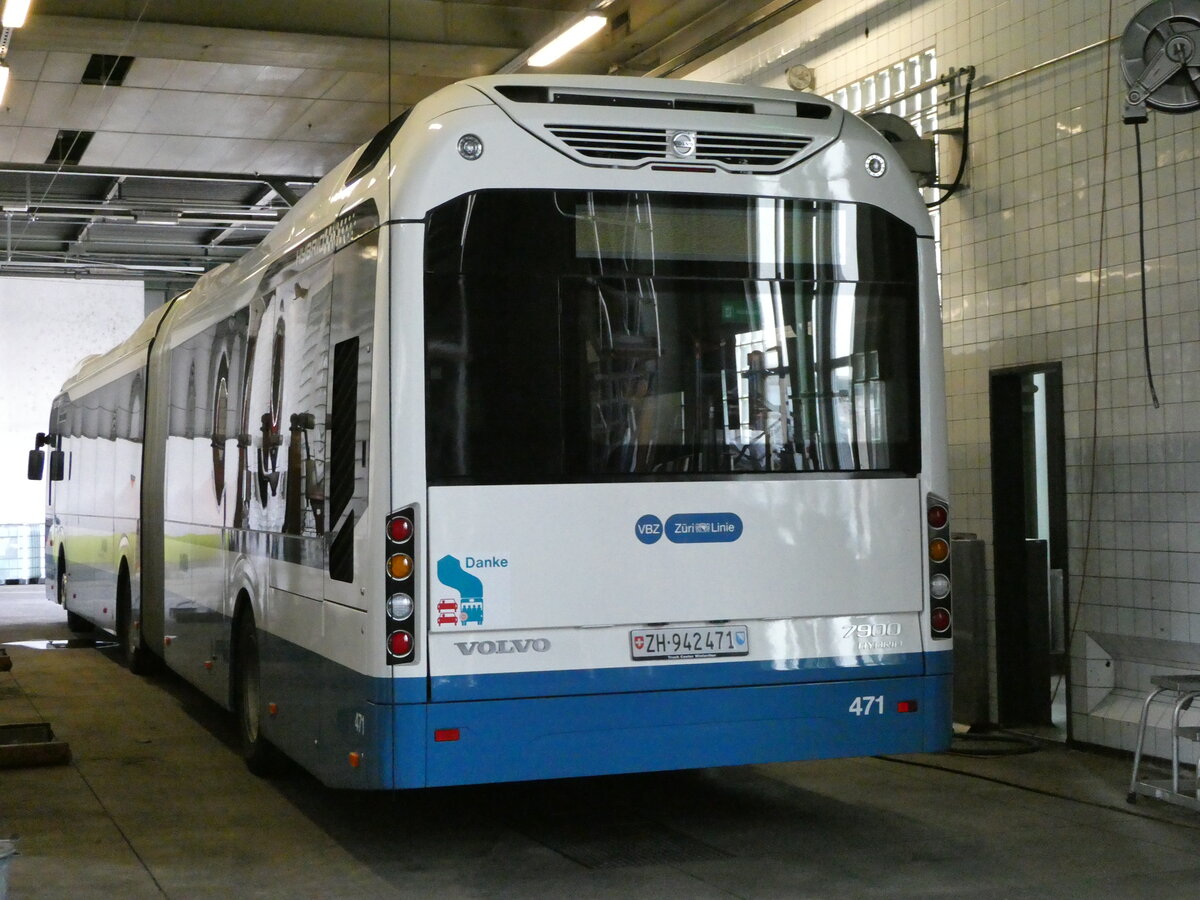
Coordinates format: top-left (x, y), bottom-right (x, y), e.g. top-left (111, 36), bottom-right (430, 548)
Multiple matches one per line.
top-left (0, 277), bottom-right (143, 578)
top-left (690, 0), bottom-right (1200, 757)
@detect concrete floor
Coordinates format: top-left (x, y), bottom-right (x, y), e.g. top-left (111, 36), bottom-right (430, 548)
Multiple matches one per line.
top-left (2, 584), bottom-right (1200, 899)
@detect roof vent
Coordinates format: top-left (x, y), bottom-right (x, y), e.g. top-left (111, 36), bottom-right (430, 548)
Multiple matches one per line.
top-left (46, 131), bottom-right (94, 166)
top-left (545, 124), bottom-right (812, 171)
top-left (494, 85), bottom-right (832, 120)
top-left (81, 55), bottom-right (135, 87)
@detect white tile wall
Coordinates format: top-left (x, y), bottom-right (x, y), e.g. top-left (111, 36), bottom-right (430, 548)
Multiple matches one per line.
top-left (691, 0), bottom-right (1200, 756)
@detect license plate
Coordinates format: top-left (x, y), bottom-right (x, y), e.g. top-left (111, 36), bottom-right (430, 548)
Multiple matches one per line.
top-left (630, 625), bottom-right (749, 660)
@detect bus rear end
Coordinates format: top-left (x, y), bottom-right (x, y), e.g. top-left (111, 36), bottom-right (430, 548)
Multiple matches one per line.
top-left (416, 187), bottom-right (951, 786)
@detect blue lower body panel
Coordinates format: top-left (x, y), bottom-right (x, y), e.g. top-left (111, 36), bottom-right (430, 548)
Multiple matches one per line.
top-left (256, 627), bottom-right (951, 789)
top-left (419, 672), bottom-right (952, 788)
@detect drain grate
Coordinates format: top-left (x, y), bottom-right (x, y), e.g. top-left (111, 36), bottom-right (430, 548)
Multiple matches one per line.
top-left (520, 817), bottom-right (730, 869)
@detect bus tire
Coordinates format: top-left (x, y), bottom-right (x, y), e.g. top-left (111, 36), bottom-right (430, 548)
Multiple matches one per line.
top-left (117, 562), bottom-right (152, 675)
top-left (56, 551), bottom-right (68, 606)
top-left (235, 609), bottom-right (276, 776)
top-left (59, 552), bottom-right (90, 632)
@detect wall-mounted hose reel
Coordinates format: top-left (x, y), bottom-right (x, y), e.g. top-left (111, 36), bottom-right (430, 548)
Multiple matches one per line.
top-left (1121, 0), bottom-right (1200, 122)
top-left (1117, 0), bottom-right (1200, 408)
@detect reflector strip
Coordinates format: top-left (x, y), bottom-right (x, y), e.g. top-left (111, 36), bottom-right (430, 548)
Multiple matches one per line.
top-left (897, 700), bottom-right (919, 713)
top-left (434, 728), bottom-right (461, 743)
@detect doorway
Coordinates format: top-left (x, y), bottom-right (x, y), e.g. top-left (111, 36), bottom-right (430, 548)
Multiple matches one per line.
top-left (989, 364), bottom-right (1069, 739)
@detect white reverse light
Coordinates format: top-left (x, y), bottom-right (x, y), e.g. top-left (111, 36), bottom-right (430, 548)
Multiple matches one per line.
top-left (387, 593), bottom-right (414, 620)
top-left (529, 14), bottom-right (606, 68)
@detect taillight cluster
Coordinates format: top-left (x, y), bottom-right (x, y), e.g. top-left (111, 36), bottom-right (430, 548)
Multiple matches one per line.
top-left (385, 507), bottom-right (416, 664)
top-left (927, 494), bottom-right (951, 639)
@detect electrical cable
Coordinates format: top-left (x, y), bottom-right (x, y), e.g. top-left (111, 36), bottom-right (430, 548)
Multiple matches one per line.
top-left (925, 68), bottom-right (974, 209)
top-left (1132, 121), bottom-right (1161, 409)
top-left (1049, 0), bottom-right (1119, 717)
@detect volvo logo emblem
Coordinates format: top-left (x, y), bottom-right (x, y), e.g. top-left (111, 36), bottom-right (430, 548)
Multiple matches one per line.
top-left (454, 638), bottom-right (551, 655)
top-left (669, 130), bottom-right (697, 158)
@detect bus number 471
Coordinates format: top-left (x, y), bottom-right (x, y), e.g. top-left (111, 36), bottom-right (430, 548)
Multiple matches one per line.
top-left (849, 695), bottom-right (884, 716)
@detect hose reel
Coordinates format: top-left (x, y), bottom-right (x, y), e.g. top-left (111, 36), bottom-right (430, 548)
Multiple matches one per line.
top-left (1121, 0), bottom-right (1200, 122)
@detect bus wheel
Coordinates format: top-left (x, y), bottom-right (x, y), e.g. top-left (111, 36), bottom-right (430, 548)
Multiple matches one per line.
top-left (57, 553), bottom-right (68, 606)
top-left (117, 564), bottom-right (152, 675)
top-left (235, 610), bottom-right (276, 775)
top-left (59, 553), bottom-right (90, 632)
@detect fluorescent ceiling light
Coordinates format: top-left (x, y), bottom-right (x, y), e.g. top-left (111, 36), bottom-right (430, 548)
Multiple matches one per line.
top-left (2, 0), bottom-right (32, 28)
top-left (0, 64), bottom-right (9, 105)
top-left (528, 14), bottom-right (606, 68)
top-left (134, 211), bottom-right (180, 226)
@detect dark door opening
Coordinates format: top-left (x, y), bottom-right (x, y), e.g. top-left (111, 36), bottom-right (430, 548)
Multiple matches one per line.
top-left (990, 364), bottom-right (1069, 738)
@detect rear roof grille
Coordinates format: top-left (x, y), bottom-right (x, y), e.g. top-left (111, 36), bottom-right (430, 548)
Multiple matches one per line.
top-left (549, 125), bottom-right (664, 161)
top-left (546, 124), bottom-right (812, 172)
top-left (696, 131), bottom-right (811, 166)
top-left (494, 84), bottom-right (832, 120)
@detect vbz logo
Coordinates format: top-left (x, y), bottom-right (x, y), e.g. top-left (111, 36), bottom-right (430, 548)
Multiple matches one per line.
top-left (635, 514), bottom-right (663, 544)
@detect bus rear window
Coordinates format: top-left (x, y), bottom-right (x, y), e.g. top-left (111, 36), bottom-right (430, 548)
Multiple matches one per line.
top-left (424, 190), bottom-right (920, 484)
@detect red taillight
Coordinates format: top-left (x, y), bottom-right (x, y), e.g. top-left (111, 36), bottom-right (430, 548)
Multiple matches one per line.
top-left (931, 607), bottom-right (951, 633)
top-left (388, 516), bottom-right (413, 543)
top-left (434, 728), bottom-right (460, 743)
top-left (927, 504), bottom-right (948, 529)
top-left (389, 630), bottom-right (413, 656)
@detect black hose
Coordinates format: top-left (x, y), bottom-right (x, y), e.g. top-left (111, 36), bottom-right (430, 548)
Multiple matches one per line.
top-left (926, 68), bottom-right (975, 208)
top-left (1132, 121), bottom-right (1161, 409)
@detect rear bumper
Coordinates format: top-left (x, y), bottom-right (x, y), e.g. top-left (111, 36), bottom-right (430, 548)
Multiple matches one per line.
top-left (416, 670), bottom-right (952, 787)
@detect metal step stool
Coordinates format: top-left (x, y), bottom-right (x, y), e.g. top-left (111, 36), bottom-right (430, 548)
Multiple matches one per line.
top-left (1127, 673), bottom-right (1200, 811)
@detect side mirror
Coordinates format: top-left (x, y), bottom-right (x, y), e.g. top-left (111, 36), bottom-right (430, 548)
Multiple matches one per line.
top-left (49, 449), bottom-right (65, 482)
top-left (27, 449), bottom-right (44, 481)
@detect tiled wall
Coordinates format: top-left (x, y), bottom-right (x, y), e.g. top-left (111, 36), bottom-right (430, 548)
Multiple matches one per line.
top-left (690, 0), bottom-right (1200, 758)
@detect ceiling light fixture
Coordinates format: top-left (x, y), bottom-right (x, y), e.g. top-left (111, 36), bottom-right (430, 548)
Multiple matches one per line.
top-left (133, 211), bottom-right (180, 226)
top-left (2, 0), bottom-right (31, 28)
top-left (0, 62), bottom-right (8, 104)
top-left (528, 14), bottom-right (606, 68)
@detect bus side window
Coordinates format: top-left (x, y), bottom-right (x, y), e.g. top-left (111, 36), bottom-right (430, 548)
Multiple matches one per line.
top-left (130, 376), bottom-right (144, 443)
top-left (257, 323), bottom-right (285, 508)
top-left (328, 336), bottom-right (358, 583)
top-left (326, 230), bottom-right (377, 583)
top-left (211, 356), bottom-right (229, 504)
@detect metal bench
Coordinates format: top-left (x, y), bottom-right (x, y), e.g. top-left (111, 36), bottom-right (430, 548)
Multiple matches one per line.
top-left (1127, 674), bottom-right (1200, 811)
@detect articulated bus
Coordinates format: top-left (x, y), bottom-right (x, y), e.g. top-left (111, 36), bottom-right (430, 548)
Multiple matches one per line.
top-left (28, 75), bottom-right (952, 788)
